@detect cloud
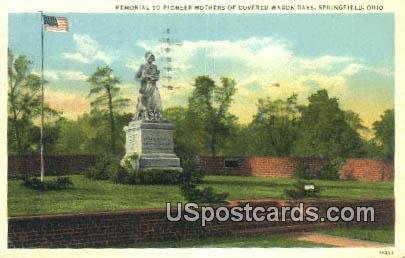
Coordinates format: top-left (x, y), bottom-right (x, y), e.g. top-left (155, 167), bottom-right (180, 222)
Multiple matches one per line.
top-left (42, 35), bottom-right (390, 129)
top-left (339, 63), bottom-right (394, 77)
top-left (297, 55), bottom-right (353, 73)
top-left (134, 37), bottom-right (360, 120)
top-left (62, 52), bottom-right (90, 63)
top-left (144, 37), bottom-right (393, 123)
top-left (297, 73), bottom-right (348, 98)
top-left (136, 37), bottom-right (358, 85)
top-left (44, 70), bottom-right (88, 81)
top-left (62, 34), bottom-right (112, 64)
top-left (339, 63), bottom-right (364, 76)
top-left (132, 36), bottom-right (393, 125)
top-left (125, 58), bottom-right (142, 71)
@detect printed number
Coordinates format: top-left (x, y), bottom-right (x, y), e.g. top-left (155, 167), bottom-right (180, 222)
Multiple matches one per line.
top-left (378, 250), bottom-right (393, 255)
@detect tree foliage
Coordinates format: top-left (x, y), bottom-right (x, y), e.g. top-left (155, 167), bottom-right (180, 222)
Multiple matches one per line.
top-left (8, 49), bottom-right (62, 155)
top-left (54, 111), bottom-right (132, 155)
top-left (87, 66), bottom-right (129, 154)
top-left (163, 106), bottom-right (196, 159)
top-left (185, 76), bottom-right (237, 156)
top-left (7, 50), bottom-right (394, 161)
top-left (238, 94), bottom-right (300, 156)
top-left (293, 89), bottom-right (364, 158)
top-left (372, 109), bottom-right (394, 159)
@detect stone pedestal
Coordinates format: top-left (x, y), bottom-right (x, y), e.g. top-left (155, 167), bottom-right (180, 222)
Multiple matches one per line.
top-left (123, 120), bottom-right (182, 171)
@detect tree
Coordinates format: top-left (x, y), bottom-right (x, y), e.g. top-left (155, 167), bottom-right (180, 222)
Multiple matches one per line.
top-left (54, 111), bottom-right (132, 155)
top-left (186, 76), bottom-right (237, 156)
top-left (293, 89), bottom-right (364, 158)
top-left (8, 49), bottom-right (61, 155)
top-left (163, 106), bottom-right (196, 158)
top-left (372, 109), bottom-right (394, 159)
top-left (343, 110), bottom-right (368, 133)
top-left (53, 118), bottom-right (87, 154)
top-left (241, 94), bottom-right (300, 156)
top-left (8, 50), bottom-right (39, 154)
top-left (87, 66), bottom-right (129, 154)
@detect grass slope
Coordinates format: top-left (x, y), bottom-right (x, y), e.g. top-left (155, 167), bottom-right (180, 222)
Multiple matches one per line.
top-left (8, 175), bottom-right (393, 216)
top-left (204, 176), bottom-right (393, 200)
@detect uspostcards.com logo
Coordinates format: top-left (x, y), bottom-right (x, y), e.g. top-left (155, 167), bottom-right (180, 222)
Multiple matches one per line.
top-left (166, 202), bottom-right (375, 226)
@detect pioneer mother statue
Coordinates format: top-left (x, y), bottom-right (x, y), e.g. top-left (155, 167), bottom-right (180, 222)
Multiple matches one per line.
top-left (124, 51), bottom-right (182, 172)
top-left (134, 51), bottom-right (162, 121)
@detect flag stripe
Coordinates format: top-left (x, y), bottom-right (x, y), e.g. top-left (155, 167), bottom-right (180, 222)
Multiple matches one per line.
top-left (43, 15), bottom-right (69, 32)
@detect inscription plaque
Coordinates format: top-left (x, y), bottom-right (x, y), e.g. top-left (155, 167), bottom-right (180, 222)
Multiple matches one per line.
top-left (123, 120), bottom-right (182, 171)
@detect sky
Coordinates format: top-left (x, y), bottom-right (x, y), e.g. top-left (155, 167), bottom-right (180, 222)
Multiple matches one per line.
top-left (8, 13), bottom-right (394, 130)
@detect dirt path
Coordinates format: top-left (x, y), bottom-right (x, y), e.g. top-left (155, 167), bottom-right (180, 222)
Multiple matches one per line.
top-left (295, 233), bottom-right (390, 247)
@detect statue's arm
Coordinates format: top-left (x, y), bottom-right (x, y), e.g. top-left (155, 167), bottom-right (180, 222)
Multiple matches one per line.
top-left (148, 65), bottom-right (159, 81)
top-left (135, 64), bottom-right (144, 80)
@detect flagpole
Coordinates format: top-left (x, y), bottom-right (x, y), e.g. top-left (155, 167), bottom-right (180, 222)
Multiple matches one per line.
top-left (40, 11), bottom-right (45, 182)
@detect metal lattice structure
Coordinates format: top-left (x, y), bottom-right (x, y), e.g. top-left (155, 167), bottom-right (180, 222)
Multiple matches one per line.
top-left (159, 28), bottom-right (182, 90)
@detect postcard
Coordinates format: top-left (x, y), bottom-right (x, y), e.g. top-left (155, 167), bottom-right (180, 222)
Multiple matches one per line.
top-left (1, 0), bottom-right (404, 257)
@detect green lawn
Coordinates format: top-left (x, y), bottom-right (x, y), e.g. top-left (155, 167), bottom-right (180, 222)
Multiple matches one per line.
top-left (319, 225), bottom-right (395, 244)
top-left (128, 225), bottom-right (395, 248)
top-left (204, 176), bottom-right (393, 200)
top-left (8, 175), bottom-right (393, 216)
top-left (128, 233), bottom-right (333, 248)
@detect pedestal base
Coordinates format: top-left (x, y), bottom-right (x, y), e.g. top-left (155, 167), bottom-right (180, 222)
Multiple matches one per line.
top-left (123, 120), bottom-right (182, 172)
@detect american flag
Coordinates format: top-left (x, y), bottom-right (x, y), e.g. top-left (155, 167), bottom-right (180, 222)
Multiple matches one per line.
top-left (43, 15), bottom-right (69, 32)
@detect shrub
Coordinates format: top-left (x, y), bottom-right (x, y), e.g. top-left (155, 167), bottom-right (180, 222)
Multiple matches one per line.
top-left (22, 177), bottom-right (43, 190)
top-left (110, 165), bottom-right (131, 184)
top-left (114, 169), bottom-right (181, 185)
top-left (179, 155), bottom-right (203, 189)
top-left (22, 176), bottom-right (73, 191)
top-left (179, 155), bottom-right (228, 204)
top-left (294, 159), bottom-right (344, 181)
top-left (293, 164), bottom-right (315, 180)
top-left (318, 163), bottom-right (339, 180)
top-left (110, 165), bottom-right (181, 185)
top-left (54, 176), bottom-right (74, 189)
top-left (139, 169), bottom-right (182, 185)
top-left (318, 158), bottom-right (345, 180)
top-left (183, 186), bottom-right (229, 204)
top-left (121, 153), bottom-right (139, 170)
top-left (284, 180), bottom-right (320, 199)
top-left (85, 154), bottom-right (118, 180)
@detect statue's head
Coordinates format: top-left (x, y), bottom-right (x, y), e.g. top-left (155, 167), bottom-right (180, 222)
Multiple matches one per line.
top-left (145, 51), bottom-right (155, 64)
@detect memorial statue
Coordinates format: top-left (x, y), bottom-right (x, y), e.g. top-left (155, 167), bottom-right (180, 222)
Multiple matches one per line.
top-left (134, 51), bottom-right (162, 121)
top-left (124, 51), bottom-right (182, 172)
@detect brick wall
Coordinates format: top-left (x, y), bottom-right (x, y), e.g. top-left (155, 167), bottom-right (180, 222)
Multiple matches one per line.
top-left (340, 159), bottom-right (394, 181)
top-left (198, 156), bottom-right (251, 176)
top-left (8, 155), bottom-right (394, 181)
top-left (8, 198), bottom-right (394, 248)
top-left (249, 156), bottom-right (331, 178)
top-left (199, 156), bottom-right (394, 181)
top-left (8, 155), bottom-right (97, 178)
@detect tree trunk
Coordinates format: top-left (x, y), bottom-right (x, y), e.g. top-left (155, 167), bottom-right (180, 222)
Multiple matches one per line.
top-left (9, 80), bottom-right (23, 155)
top-left (106, 87), bottom-right (116, 154)
top-left (210, 124), bottom-right (217, 157)
top-left (12, 110), bottom-right (23, 155)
